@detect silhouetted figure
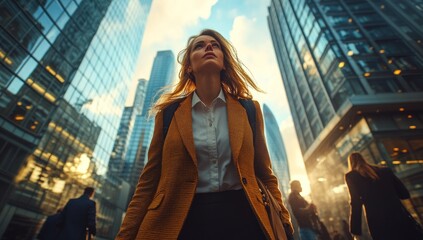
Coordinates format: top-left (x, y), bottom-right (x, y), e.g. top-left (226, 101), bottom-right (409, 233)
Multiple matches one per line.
top-left (345, 152), bottom-right (423, 240)
top-left (288, 180), bottom-right (319, 240)
top-left (58, 187), bottom-right (96, 240)
top-left (37, 209), bottom-right (62, 240)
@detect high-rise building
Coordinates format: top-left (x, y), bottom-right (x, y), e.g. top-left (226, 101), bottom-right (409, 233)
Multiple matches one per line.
top-left (0, 0), bottom-right (152, 238)
top-left (108, 79), bottom-right (147, 181)
top-left (124, 50), bottom-right (175, 191)
top-left (262, 104), bottom-right (291, 199)
top-left (268, 0), bottom-right (423, 233)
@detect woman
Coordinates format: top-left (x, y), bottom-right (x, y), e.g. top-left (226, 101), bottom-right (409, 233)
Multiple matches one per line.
top-left (345, 152), bottom-right (423, 240)
top-left (116, 29), bottom-right (293, 239)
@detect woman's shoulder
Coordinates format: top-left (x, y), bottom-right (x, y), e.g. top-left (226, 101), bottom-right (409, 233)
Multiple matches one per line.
top-left (345, 170), bottom-right (359, 176)
top-left (374, 166), bottom-right (393, 176)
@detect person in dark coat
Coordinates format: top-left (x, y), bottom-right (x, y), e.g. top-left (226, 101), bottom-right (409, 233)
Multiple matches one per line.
top-left (58, 187), bottom-right (96, 240)
top-left (345, 152), bottom-right (423, 240)
top-left (37, 209), bottom-right (62, 240)
top-left (288, 180), bottom-right (318, 240)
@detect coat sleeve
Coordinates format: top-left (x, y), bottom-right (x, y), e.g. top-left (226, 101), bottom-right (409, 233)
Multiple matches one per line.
top-left (87, 201), bottom-right (96, 236)
top-left (252, 101), bottom-right (294, 233)
top-left (388, 168), bottom-right (410, 199)
top-left (116, 111), bottom-right (164, 239)
top-left (345, 173), bottom-right (362, 235)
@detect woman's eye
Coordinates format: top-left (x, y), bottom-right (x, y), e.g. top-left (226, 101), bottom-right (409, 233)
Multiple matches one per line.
top-left (212, 43), bottom-right (220, 48)
top-left (194, 44), bottom-right (203, 50)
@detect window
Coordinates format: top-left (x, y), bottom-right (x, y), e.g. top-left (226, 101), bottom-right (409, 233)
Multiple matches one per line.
top-left (404, 75), bottom-right (423, 91)
top-left (357, 59), bottom-right (389, 72)
top-left (327, 15), bottom-right (350, 26)
top-left (346, 41), bottom-right (374, 55)
top-left (393, 56), bottom-right (421, 70)
top-left (326, 68), bottom-right (346, 93)
top-left (347, 1), bottom-right (373, 12)
top-left (337, 28), bottom-right (363, 40)
top-left (377, 40), bottom-right (412, 56)
top-left (366, 26), bottom-right (397, 40)
top-left (367, 77), bottom-right (401, 93)
top-left (314, 36), bottom-right (328, 60)
top-left (320, 50), bottom-right (336, 75)
top-left (356, 13), bottom-right (384, 25)
top-left (321, 3), bottom-right (344, 14)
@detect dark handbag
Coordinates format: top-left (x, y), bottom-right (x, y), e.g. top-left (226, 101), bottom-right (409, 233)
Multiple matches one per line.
top-left (401, 204), bottom-right (423, 238)
top-left (257, 178), bottom-right (293, 240)
top-left (311, 214), bottom-right (332, 240)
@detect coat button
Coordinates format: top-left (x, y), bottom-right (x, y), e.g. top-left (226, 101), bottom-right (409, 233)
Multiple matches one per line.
top-left (242, 177), bottom-right (247, 184)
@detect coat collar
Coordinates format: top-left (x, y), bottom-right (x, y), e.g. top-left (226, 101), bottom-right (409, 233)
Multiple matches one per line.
top-left (173, 91), bottom-right (246, 166)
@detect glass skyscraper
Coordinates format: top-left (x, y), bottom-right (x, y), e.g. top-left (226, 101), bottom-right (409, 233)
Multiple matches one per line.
top-left (268, 0), bottom-right (423, 233)
top-left (124, 50), bottom-right (175, 192)
top-left (263, 104), bottom-right (291, 199)
top-left (0, 0), bottom-right (152, 238)
top-left (108, 79), bottom-right (147, 182)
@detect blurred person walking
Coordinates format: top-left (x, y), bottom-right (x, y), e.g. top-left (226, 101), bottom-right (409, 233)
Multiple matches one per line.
top-left (116, 29), bottom-right (293, 240)
top-left (345, 152), bottom-right (423, 240)
top-left (58, 187), bottom-right (96, 240)
top-left (37, 208), bottom-right (62, 240)
top-left (288, 180), bottom-right (326, 240)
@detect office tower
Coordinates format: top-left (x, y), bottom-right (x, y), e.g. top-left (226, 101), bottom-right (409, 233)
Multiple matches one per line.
top-left (124, 50), bottom-right (175, 191)
top-left (263, 104), bottom-right (291, 199)
top-left (0, 0), bottom-right (152, 238)
top-left (268, 0), bottom-right (423, 232)
top-left (108, 79), bottom-right (147, 180)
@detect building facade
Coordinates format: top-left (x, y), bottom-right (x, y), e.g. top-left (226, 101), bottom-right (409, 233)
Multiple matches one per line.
top-left (263, 104), bottom-right (291, 198)
top-left (268, 0), bottom-right (423, 235)
top-left (108, 79), bottom-right (147, 182)
top-left (124, 50), bottom-right (175, 192)
top-left (0, 0), bottom-right (152, 238)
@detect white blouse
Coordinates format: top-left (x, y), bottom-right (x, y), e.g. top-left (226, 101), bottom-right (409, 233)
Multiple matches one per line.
top-left (191, 89), bottom-right (242, 193)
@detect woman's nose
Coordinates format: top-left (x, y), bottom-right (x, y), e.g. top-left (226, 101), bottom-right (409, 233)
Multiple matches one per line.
top-left (205, 43), bottom-right (213, 51)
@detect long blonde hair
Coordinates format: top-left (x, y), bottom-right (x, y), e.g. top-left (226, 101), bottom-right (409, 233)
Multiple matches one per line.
top-left (150, 29), bottom-right (263, 114)
top-left (348, 152), bottom-right (380, 180)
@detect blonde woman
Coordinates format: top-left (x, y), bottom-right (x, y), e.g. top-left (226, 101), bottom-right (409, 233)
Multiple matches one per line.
top-left (345, 152), bottom-right (423, 240)
top-left (116, 29), bottom-right (293, 240)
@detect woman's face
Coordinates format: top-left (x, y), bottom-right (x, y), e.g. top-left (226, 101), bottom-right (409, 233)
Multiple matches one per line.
top-left (188, 35), bottom-right (225, 76)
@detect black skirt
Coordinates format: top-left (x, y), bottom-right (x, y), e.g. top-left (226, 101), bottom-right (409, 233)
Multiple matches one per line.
top-left (178, 189), bottom-right (267, 240)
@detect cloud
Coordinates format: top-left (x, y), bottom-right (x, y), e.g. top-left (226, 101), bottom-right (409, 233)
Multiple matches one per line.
top-left (229, 15), bottom-right (310, 193)
top-left (137, 0), bottom-right (217, 75)
top-left (128, 0), bottom-right (218, 105)
top-left (143, 0), bottom-right (217, 47)
top-left (229, 16), bottom-right (290, 123)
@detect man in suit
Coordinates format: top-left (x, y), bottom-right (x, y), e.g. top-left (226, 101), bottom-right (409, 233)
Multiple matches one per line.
top-left (58, 187), bottom-right (96, 240)
top-left (37, 208), bottom-right (62, 240)
top-left (288, 180), bottom-right (318, 240)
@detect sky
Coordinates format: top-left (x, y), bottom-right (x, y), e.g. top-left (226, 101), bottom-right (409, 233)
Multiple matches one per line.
top-left (129, 0), bottom-right (310, 194)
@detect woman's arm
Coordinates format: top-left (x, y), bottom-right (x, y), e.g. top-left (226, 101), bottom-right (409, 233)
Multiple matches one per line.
top-left (252, 101), bottom-right (293, 231)
top-left (389, 168), bottom-right (410, 199)
top-left (345, 173), bottom-right (363, 235)
top-left (116, 111), bottom-right (164, 239)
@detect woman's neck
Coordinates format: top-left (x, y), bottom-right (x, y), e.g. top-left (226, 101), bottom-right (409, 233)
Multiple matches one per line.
top-left (195, 73), bottom-right (221, 106)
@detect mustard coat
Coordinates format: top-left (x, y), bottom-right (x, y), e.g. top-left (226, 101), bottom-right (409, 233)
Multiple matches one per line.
top-left (116, 93), bottom-right (293, 239)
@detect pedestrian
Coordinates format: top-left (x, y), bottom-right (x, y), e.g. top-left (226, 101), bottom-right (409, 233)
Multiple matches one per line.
top-left (37, 208), bottom-right (62, 240)
top-left (288, 180), bottom-right (319, 240)
top-left (345, 152), bottom-right (423, 240)
top-left (58, 187), bottom-right (96, 240)
top-left (116, 29), bottom-right (293, 240)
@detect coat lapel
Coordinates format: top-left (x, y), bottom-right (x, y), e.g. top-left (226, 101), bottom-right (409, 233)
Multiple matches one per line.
top-left (174, 94), bottom-right (198, 166)
top-left (225, 93), bottom-right (246, 164)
